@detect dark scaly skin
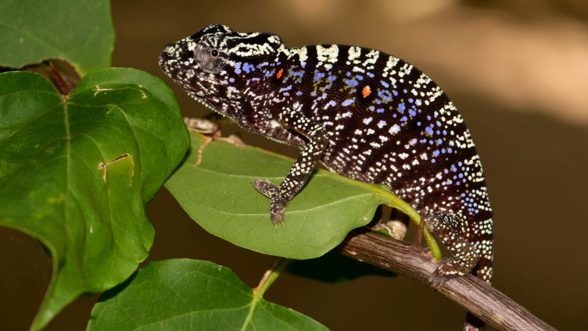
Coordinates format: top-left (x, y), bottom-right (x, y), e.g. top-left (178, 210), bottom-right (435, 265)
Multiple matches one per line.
top-left (159, 25), bottom-right (494, 286)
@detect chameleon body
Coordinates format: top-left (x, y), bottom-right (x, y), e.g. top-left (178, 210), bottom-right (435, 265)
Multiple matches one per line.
top-left (159, 24), bottom-right (494, 283)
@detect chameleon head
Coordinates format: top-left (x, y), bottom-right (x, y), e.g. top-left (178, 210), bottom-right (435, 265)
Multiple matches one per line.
top-left (159, 24), bottom-right (284, 116)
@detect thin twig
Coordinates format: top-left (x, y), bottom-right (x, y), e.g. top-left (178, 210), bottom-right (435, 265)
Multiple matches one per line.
top-left (336, 229), bottom-right (556, 331)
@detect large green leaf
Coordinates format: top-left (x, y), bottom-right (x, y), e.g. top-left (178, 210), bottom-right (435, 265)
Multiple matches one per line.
top-left (0, 68), bottom-right (189, 330)
top-left (0, 0), bottom-right (114, 75)
top-left (166, 132), bottom-right (438, 260)
top-left (87, 259), bottom-right (328, 331)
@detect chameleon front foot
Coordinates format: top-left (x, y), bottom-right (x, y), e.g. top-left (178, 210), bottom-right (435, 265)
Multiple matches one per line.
top-left (252, 179), bottom-right (287, 224)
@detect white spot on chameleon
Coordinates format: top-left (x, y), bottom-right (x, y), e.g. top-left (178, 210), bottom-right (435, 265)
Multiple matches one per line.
top-left (347, 46), bottom-right (362, 64)
top-left (290, 47), bottom-right (308, 63)
top-left (316, 44), bottom-right (339, 64)
top-left (388, 124), bottom-right (400, 135)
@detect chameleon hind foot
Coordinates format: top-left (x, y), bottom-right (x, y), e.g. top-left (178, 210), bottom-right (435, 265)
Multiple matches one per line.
top-left (424, 212), bottom-right (479, 285)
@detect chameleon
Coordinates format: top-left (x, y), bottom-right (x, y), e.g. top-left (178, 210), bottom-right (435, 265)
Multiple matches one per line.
top-left (159, 24), bottom-right (494, 286)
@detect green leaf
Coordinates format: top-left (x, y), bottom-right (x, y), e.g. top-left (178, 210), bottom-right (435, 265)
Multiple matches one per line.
top-left (166, 132), bottom-right (438, 260)
top-left (0, 68), bottom-right (189, 330)
top-left (0, 0), bottom-right (114, 75)
top-left (87, 259), bottom-right (328, 331)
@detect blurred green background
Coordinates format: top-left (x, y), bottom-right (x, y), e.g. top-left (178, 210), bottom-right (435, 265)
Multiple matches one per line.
top-left (1, 0), bottom-right (587, 330)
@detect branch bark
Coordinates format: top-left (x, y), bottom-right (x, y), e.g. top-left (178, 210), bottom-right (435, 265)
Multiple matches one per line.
top-left (336, 229), bottom-right (556, 331)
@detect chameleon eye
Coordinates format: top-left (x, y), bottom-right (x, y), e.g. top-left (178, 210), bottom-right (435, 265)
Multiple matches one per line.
top-left (194, 44), bottom-right (225, 74)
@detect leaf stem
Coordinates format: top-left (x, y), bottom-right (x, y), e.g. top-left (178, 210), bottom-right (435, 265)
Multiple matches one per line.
top-left (254, 257), bottom-right (290, 297)
top-left (323, 174), bottom-right (443, 260)
top-left (241, 258), bottom-right (291, 331)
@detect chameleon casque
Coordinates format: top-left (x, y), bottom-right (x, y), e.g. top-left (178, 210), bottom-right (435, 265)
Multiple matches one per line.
top-left (159, 24), bottom-right (494, 286)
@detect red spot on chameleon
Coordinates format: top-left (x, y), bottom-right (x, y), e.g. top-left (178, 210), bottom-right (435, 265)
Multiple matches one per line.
top-left (361, 85), bottom-right (372, 98)
top-left (276, 68), bottom-right (284, 79)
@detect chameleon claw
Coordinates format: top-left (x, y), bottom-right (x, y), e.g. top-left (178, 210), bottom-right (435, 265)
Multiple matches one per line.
top-left (430, 268), bottom-right (451, 289)
top-left (430, 258), bottom-right (468, 288)
top-left (270, 200), bottom-right (286, 224)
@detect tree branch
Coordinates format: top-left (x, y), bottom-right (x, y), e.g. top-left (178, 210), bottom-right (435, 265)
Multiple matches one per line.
top-left (336, 229), bottom-right (556, 331)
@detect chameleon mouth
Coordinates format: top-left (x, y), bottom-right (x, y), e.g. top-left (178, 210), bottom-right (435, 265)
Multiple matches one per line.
top-left (158, 44), bottom-right (175, 70)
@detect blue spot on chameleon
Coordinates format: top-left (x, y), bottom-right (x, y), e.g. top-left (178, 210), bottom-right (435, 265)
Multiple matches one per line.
top-left (392, 90), bottom-right (399, 96)
top-left (313, 71), bottom-right (325, 82)
top-left (398, 103), bottom-right (406, 112)
top-left (242, 63), bottom-right (253, 73)
top-left (378, 89), bottom-right (393, 103)
top-left (408, 98), bottom-right (414, 104)
top-left (381, 80), bottom-right (390, 88)
top-left (344, 78), bottom-right (359, 87)
top-left (290, 69), bottom-right (304, 77)
top-left (409, 108), bottom-right (417, 117)
top-left (234, 62), bottom-right (242, 74)
top-left (377, 108), bottom-right (385, 113)
top-left (367, 72), bottom-right (375, 78)
top-left (328, 75), bottom-right (337, 82)
top-left (425, 126), bottom-right (434, 135)
top-left (342, 99), bottom-right (355, 106)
